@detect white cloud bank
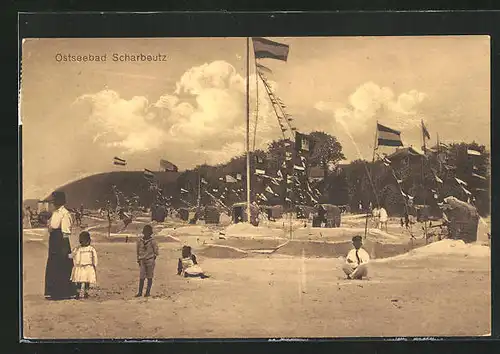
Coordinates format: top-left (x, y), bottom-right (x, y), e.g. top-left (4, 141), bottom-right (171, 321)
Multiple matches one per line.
top-left (74, 60), bottom-right (281, 165)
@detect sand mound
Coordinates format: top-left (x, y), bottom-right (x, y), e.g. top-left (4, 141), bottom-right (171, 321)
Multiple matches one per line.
top-left (374, 239), bottom-right (490, 263)
top-left (169, 226), bottom-right (215, 237)
top-left (163, 235), bottom-right (181, 243)
top-left (291, 227), bottom-right (402, 244)
top-left (197, 244), bottom-right (248, 259)
top-left (212, 237), bottom-right (288, 251)
top-left (224, 223), bottom-right (286, 238)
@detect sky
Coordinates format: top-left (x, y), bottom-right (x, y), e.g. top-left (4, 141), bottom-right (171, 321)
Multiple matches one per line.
top-left (21, 36), bottom-right (490, 199)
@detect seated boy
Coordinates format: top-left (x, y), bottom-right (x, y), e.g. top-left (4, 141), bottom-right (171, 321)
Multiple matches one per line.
top-left (342, 235), bottom-right (370, 280)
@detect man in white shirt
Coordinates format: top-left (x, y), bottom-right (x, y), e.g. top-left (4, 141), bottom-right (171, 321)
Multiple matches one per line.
top-left (342, 235), bottom-right (370, 280)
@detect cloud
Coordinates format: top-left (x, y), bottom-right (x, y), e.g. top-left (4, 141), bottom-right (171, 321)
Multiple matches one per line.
top-left (75, 60), bottom-right (283, 165)
top-left (315, 82), bottom-right (427, 134)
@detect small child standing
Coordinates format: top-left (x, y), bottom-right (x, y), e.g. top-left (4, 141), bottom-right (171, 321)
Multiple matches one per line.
top-left (71, 231), bottom-right (98, 299)
top-left (135, 225), bottom-right (159, 297)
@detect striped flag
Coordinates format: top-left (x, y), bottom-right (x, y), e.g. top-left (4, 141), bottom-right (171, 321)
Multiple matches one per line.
top-left (252, 37), bottom-right (289, 62)
top-left (160, 159), bottom-right (178, 172)
top-left (422, 120), bottom-right (431, 140)
top-left (467, 149), bottom-right (481, 156)
top-left (113, 156), bottom-right (127, 166)
top-left (377, 123), bottom-right (403, 147)
top-left (144, 169), bottom-right (155, 179)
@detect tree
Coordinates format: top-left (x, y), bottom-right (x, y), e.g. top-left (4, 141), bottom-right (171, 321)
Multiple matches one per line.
top-left (308, 131), bottom-right (346, 192)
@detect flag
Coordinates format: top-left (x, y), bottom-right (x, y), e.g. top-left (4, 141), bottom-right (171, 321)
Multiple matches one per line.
top-left (160, 159), bottom-right (178, 172)
top-left (271, 178), bottom-right (280, 186)
top-left (225, 175), bottom-right (237, 183)
top-left (467, 149), bottom-right (481, 156)
top-left (377, 123), bottom-right (403, 147)
top-left (236, 173), bottom-right (242, 181)
top-left (256, 63), bottom-right (272, 74)
top-left (252, 37), bottom-right (289, 61)
top-left (462, 186), bottom-right (472, 195)
top-left (284, 140), bottom-right (292, 147)
top-left (435, 175), bottom-right (443, 184)
top-left (277, 170), bottom-right (283, 180)
top-left (422, 120), bottom-right (431, 140)
top-left (265, 186), bottom-right (275, 194)
top-left (294, 165), bottom-right (305, 171)
top-left (472, 173), bottom-right (486, 180)
top-left (255, 169), bottom-right (266, 175)
top-left (201, 178), bottom-right (208, 185)
top-left (396, 179), bottom-right (403, 184)
top-left (259, 194), bottom-right (268, 201)
top-left (180, 188), bottom-right (189, 194)
top-left (285, 197), bottom-right (291, 202)
top-left (295, 132), bottom-right (312, 152)
top-left (113, 156), bottom-right (126, 166)
top-left (455, 177), bottom-right (468, 186)
top-left (144, 169), bottom-right (155, 179)
top-left (401, 190), bottom-right (407, 197)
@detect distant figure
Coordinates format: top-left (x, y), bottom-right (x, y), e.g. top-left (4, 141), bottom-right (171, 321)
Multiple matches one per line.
top-left (342, 235), bottom-right (370, 280)
top-left (23, 206), bottom-right (32, 229)
top-left (372, 206), bottom-right (380, 227)
top-left (177, 245), bottom-right (209, 278)
top-left (135, 225), bottom-right (159, 297)
top-left (358, 201), bottom-right (363, 213)
top-left (400, 218), bottom-right (404, 228)
top-left (118, 208), bottom-right (133, 230)
top-left (70, 231), bottom-right (98, 299)
top-left (379, 206), bottom-right (388, 232)
top-left (44, 191), bottom-right (78, 300)
top-left (404, 210), bottom-right (410, 229)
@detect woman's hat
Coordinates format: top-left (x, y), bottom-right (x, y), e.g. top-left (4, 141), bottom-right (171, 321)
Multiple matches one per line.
top-left (45, 191), bottom-right (66, 205)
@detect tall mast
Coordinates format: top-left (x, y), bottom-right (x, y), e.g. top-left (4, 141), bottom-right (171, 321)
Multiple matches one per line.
top-left (246, 37), bottom-right (251, 223)
top-left (364, 120), bottom-right (378, 239)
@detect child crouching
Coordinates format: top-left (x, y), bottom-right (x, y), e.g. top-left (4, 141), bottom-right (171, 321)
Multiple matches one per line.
top-left (177, 246), bottom-right (209, 279)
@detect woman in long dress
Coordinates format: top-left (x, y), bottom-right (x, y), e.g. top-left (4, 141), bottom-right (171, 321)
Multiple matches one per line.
top-left (44, 191), bottom-right (77, 300)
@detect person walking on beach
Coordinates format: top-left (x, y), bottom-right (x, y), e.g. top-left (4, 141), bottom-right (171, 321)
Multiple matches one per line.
top-left (135, 225), bottom-right (159, 297)
top-left (70, 231), bottom-right (98, 299)
top-left (379, 205), bottom-right (388, 232)
top-left (342, 235), bottom-right (370, 280)
top-left (44, 191), bottom-right (78, 300)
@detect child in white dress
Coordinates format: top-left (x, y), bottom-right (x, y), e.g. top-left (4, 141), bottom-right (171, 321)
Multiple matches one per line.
top-left (71, 231), bottom-right (98, 299)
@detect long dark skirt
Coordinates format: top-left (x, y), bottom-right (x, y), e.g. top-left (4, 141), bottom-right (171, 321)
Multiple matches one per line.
top-left (44, 228), bottom-right (77, 299)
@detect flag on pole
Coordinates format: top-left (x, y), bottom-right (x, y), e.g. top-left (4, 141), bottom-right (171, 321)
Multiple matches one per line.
top-left (467, 149), bottom-right (481, 156)
top-left (252, 37), bottom-right (289, 62)
top-left (422, 120), bottom-right (431, 140)
top-left (377, 123), bottom-right (403, 147)
top-left (113, 156), bottom-right (127, 166)
top-left (160, 159), bottom-right (178, 172)
top-left (225, 175), bottom-right (237, 183)
top-left (144, 169), bottom-right (155, 179)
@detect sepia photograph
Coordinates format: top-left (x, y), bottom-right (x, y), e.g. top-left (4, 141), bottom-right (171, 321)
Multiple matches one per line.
top-left (20, 36), bottom-right (491, 339)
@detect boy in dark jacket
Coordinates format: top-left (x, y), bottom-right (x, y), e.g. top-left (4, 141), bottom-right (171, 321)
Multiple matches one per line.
top-left (135, 225), bottom-right (159, 297)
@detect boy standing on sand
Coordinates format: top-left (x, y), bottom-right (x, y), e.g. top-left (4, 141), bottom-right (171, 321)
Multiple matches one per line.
top-left (135, 225), bottom-right (159, 297)
top-left (342, 235), bottom-right (370, 280)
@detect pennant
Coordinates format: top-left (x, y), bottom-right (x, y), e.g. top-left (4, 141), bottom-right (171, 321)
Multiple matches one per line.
top-left (144, 169), bottom-right (155, 179)
top-left (396, 179), bottom-right (403, 184)
top-left (422, 120), bottom-right (431, 140)
top-left (255, 169), bottom-right (266, 175)
top-left (401, 190), bottom-right (407, 197)
top-left (236, 173), bottom-right (242, 181)
top-left (113, 156), bottom-right (127, 166)
top-left (284, 141), bottom-right (292, 147)
top-left (462, 186), bottom-right (472, 195)
top-left (265, 186), bottom-right (275, 195)
top-left (472, 173), bottom-right (486, 180)
top-left (475, 188), bottom-right (488, 191)
top-left (377, 123), bottom-right (403, 147)
top-left (274, 193), bottom-right (280, 197)
top-left (277, 170), bottom-right (283, 180)
top-left (285, 156), bottom-right (292, 161)
top-left (180, 188), bottom-right (189, 194)
top-left (467, 149), bottom-right (481, 156)
top-left (455, 177), bottom-right (468, 186)
top-left (271, 178), bottom-right (280, 186)
top-left (160, 159), bottom-right (178, 172)
top-left (225, 175), bottom-right (237, 183)
top-left (435, 175), bottom-right (443, 184)
top-left (294, 165), bottom-right (305, 171)
top-left (285, 197), bottom-right (292, 202)
top-left (434, 193), bottom-right (439, 199)
top-left (201, 178), bottom-right (208, 184)
top-left (252, 37), bottom-right (289, 61)
top-left (259, 194), bottom-right (268, 201)
top-left (256, 63), bottom-right (273, 74)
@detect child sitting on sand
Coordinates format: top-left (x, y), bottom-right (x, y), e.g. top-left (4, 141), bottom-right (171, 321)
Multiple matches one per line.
top-left (177, 246), bottom-right (209, 278)
top-left (342, 235), bottom-right (370, 280)
top-left (71, 231), bottom-right (98, 299)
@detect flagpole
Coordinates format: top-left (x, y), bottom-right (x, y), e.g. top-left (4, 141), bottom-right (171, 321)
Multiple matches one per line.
top-left (364, 120), bottom-right (378, 239)
top-left (246, 37), bottom-right (252, 224)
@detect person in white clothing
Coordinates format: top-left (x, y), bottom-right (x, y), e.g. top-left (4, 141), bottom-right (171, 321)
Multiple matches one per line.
top-left (71, 231), bottom-right (98, 299)
top-left (342, 235), bottom-right (370, 280)
top-left (379, 205), bottom-right (388, 232)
